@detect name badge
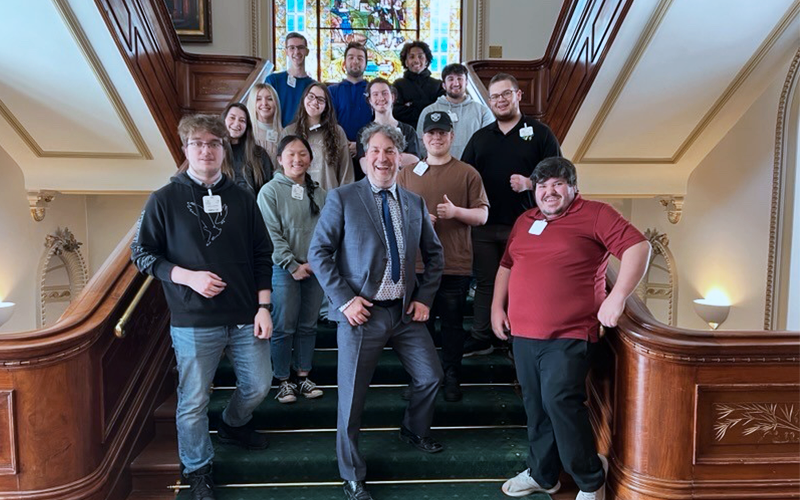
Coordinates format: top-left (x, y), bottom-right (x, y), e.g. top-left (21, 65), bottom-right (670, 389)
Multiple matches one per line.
top-left (309, 123), bottom-right (321, 131)
top-left (287, 74), bottom-right (297, 88)
top-left (267, 130), bottom-right (278, 142)
top-left (520, 125), bottom-right (534, 140)
top-left (448, 111), bottom-right (458, 123)
top-left (291, 184), bottom-right (305, 200)
top-left (413, 161), bottom-right (429, 176)
top-left (528, 219), bottom-right (547, 235)
top-left (203, 189), bottom-right (222, 214)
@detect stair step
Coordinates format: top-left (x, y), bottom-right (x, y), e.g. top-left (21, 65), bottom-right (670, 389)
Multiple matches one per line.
top-left (154, 385), bottom-right (524, 437)
top-left (173, 481), bottom-right (551, 499)
top-left (213, 349), bottom-right (515, 387)
top-left (133, 427), bottom-right (529, 484)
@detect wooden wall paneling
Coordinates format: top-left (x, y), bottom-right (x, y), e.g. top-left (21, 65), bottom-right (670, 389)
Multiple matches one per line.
top-left (0, 391), bottom-right (16, 475)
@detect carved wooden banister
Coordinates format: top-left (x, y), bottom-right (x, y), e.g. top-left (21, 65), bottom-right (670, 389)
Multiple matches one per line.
top-left (589, 268), bottom-right (800, 500)
top-left (466, 0), bottom-right (634, 142)
top-left (0, 1), bottom-right (268, 498)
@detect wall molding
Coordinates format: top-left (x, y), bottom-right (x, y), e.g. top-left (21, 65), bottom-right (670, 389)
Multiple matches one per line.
top-left (764, 47), bottom-right (800, 330)
top-left (574, 0), bottom-right (800, 165)
top-left (0, 0), bottom-right (153, 160)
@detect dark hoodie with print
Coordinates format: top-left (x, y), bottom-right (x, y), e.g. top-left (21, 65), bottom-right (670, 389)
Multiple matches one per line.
top-left (131, 172), bottom-right (273, 327)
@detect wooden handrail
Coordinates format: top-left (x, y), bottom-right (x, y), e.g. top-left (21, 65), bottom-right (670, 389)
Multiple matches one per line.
top-left (466, 0), bottom-right (634, 142)
top-left (606, 267), bottom-right (800, 356)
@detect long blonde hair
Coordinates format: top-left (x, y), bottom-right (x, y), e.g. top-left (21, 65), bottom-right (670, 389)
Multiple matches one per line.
top-left (247, 83), bottom-right (283, 147)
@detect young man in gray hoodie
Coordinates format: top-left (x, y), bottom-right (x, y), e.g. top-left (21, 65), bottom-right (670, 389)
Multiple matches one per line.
top-left (415, 63), bottom-right (495, 160)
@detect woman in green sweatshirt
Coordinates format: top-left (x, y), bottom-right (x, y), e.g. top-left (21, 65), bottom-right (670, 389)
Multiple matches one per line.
top-left (257, 135), bottom-right (327, 403)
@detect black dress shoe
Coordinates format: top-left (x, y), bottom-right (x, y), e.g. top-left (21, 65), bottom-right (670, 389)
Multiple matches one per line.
top-left (217, 420), bottom-right (269, 450)
top-left (343, 480), bottom-right (374, 500)
top-left (399, 426), bottom-right (444, 453)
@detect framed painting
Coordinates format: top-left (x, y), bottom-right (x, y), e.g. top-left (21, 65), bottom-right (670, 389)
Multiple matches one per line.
top-left (164, 0), bottom-right (212, 43)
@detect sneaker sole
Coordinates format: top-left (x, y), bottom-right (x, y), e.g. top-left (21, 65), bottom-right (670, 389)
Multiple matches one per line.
top-left (276, 397), bottom-right (297, 404)
top-left (302, 391), bottom-right (324, 399)
top-left (501, 480), bottom-right (561, 497)
top-left (462, 346), bottom-right (494, 358)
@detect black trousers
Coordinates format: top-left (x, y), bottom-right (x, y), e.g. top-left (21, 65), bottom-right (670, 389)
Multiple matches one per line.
top-left (421, 274), bottom-right (471, 375)
top-left (470, 224), bottom-right (512, 341)
top-left (513, 337), bottom-right (605, 492)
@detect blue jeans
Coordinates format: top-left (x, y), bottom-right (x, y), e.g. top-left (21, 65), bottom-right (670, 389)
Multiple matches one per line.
top-left (271, 266), bottom-right (324, 380)
top-left (170, 324), bottom-right (272, 473)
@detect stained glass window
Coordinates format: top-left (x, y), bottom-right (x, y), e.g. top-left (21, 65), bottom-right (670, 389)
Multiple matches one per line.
top-left (274, 0), bottom-right (462, 82)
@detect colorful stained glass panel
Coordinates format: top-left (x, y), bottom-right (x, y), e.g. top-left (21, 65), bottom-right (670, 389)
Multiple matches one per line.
top-left (274, 0), bottom-right (461, 82)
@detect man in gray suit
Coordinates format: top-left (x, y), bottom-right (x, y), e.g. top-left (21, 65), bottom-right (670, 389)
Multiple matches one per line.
top-left (309, 122), bottom-right (445, 500)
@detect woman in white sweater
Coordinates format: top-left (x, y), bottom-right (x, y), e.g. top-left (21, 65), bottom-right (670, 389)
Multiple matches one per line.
top-left (283, 83), bottom-right (353, 191)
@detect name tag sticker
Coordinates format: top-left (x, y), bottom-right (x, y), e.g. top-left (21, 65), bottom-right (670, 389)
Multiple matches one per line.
top-left (203, 189), bottom-right (222, 213)
top-left (448, 111), bottom-right (458, 122)
top-left (412, 161), bottom-right (429, 176)
top-left (287, 74), bottom-right (297, 88)
top-left (267, 130), bottom-right (278, 142)
top-left (520, 125), bottom-right (534, 140)
top-left (528, 219), bottom-right (547, 235)
top-left (291, 184), bottom-right (305, 200)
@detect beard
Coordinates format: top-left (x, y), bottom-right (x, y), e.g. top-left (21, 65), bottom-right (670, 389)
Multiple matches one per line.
top-left (346, 66), bottom-right (365, 79)
top-left (446, 89), bottom-right (465, 100)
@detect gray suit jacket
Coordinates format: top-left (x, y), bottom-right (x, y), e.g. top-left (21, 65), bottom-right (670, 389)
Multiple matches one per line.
top-left (308, 178), bottom-right (444, 323)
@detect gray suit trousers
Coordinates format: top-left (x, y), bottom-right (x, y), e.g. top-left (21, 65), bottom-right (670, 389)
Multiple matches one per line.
top-left (336, 302), bottom-right (444, 481)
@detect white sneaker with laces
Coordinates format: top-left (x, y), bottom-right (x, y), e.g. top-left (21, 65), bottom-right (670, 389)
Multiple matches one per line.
top-left (575, 454), bottom-right (609, 500)
top-left (501, 469), bottom-right (561, 497)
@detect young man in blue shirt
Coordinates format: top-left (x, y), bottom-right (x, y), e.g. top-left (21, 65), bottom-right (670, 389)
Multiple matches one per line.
top-left (266, 32), bottom-right (315, 127)
top-left (329, 42), bottom-right (373, 158)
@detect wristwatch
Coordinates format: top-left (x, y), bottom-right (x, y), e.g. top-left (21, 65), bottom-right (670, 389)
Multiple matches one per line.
top-left (259, 303), bottom-right (273, 312)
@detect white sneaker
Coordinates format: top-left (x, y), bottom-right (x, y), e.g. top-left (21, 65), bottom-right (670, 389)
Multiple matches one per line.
top-left (501, 469), bottom-right (561, 497)
top-left (575, 454), bottom-right (609, 500)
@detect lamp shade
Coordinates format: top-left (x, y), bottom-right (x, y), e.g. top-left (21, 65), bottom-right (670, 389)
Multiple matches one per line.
top-left (693, 299), bottom-right (730, 330)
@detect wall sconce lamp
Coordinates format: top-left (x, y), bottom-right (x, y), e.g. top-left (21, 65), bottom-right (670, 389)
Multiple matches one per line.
top-left (693, 289), bottom-right (730, 330)
top-left (0, 302), bottom-right (15, 329)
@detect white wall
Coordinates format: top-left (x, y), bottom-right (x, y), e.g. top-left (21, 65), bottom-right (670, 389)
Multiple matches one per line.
top-left (85, 195), bottom-right (149, 275)
top-left (0, 147), bottom-right (89, 333)
top-left (629, 71), bottom-right (784, 331)
top-left (181, 0), bottom-right (256, 56)
top-left (485, 0), bottom-right (563, 60)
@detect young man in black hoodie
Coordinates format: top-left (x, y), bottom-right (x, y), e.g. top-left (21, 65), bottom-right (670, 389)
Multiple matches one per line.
top-left (131, 114), bottom-right (274, 500)
top-left (393, 40), bottom-right (444, 128)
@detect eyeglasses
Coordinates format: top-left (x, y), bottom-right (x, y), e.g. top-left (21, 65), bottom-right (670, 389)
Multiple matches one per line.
top-left (286, 44), bottom-right (307, 52)
top-left (488, 89), bottom-right (517, 102)
top-left (306, 94), bottom-right (327, 105)
top-left (187, 140), bottom-right (223, 150)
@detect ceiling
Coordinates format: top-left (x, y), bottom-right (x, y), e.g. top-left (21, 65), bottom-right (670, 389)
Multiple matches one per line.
top-left (0, 0), bottom-right (173, 194)
top-left (562, 0), bottom-right (800, 196)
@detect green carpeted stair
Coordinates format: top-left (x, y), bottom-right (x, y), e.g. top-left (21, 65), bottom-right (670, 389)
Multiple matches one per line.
top-left (132, 316), bottom-right (552, 499)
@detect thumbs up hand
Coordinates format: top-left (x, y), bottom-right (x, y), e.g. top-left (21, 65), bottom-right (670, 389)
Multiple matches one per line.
top-left (436, 194), bottom-right (457, 220)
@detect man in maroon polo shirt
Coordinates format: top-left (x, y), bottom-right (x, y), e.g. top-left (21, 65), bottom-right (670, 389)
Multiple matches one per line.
top-left (491, 157), bottom-right (650, 500)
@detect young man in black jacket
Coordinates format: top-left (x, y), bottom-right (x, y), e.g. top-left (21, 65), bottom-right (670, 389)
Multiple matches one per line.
top-left (131, 114), bottom-right (274, 500)
top-left (393, 40), bottom-right (444, 127)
